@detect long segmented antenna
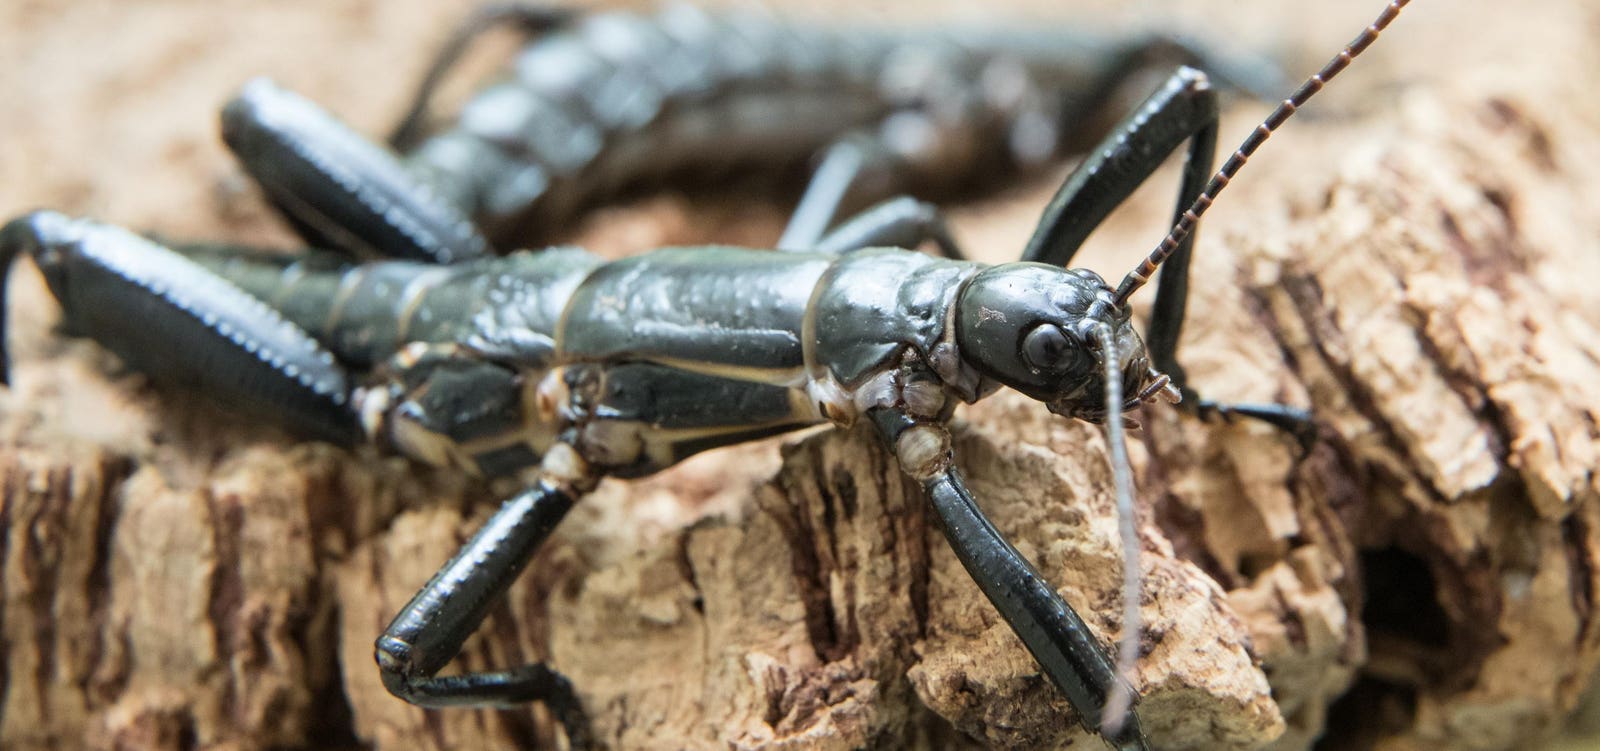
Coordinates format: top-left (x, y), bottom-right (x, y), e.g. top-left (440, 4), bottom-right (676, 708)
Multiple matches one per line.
top-left (1096, 322), bottom-right (1141, 737)
top-left (1097, 0), bottom-right (1414, 734)
top-left (388, 3), bottom-right (574, 150)
top-left (1113, 0), bottom-right (1411, 307)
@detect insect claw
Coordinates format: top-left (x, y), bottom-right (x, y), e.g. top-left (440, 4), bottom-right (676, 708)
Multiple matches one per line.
top-left (1159, 382), bottom-right (1182, 404)
top-left (1138, 369), bottom-right (1182, 405)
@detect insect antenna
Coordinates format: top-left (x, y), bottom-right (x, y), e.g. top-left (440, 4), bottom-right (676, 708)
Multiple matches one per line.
top-left (1098, 0), bottom-right (1413, 732)
top-left (1112, 0), bottom-right (1412, 307)
top-left (1095, 321), bottom-right (1142, 735)
top-left (388, 3), bottom-right (574, 150)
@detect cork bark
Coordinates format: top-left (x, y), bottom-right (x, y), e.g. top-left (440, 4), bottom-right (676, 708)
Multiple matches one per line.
top-left (3, 1), bottom-right (1599, 750)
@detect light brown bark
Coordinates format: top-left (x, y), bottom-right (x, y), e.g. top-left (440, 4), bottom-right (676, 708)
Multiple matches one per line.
top-left (3, 2), bottom-right (1599, 750)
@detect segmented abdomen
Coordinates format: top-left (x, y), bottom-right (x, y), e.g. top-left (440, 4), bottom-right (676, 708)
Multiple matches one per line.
top-left (185, 246), bottom-right (604, 369)
top-left (404, 6), bottom-right (1120, 244)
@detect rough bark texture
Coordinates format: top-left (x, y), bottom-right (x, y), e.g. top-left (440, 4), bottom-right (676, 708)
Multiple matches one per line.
top-left (3, 1), bottom-right (1599, 750)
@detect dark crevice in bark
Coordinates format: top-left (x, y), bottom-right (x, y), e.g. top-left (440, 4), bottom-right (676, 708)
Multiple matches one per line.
top-left (771, 442), bottom-right (845, 665)
top-left (1565, 513), bottom-right (1596, 646)
top-left (0, 460), bottom-right (13, 729)
top-left (203, 487), bottom-right (243, 724)
top-left (25, 465), bottom-right (66, 725)
top-left (1278, 270), bottom-right (1451, 511)
top-left (305, 571), bottom-right (362, 750)
top-left (83, 456), bottom-right (131, 704)
top-left (1318, 673), bottom-right (1418, 751)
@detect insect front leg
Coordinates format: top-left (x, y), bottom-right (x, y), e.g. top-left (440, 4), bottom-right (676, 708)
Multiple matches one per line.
top-left (1020, 66), bottom-right (1217, 268)
top-left (866, 407), bottom-right (1148, 751)
top-left (1020, 67), bottom-right (1315, 447)
top-left (778, 30), bottom-right (1286, 256)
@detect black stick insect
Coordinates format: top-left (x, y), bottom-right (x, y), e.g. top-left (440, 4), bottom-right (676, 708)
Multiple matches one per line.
top-left (0, 1), bottom-right (1410, 748)
top-left (214, 2), bottom-right (1296, 262)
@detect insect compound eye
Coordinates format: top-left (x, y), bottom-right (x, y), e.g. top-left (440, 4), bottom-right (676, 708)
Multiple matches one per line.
top-left (1021, 323), bottom-right (1078, 373)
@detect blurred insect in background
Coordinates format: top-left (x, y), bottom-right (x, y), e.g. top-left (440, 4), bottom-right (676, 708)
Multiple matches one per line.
top-left (219, 2), bottom-right (1290, 261)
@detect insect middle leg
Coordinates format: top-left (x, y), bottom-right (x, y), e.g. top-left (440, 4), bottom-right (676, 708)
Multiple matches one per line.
top-left (1021, 66), bottom-right (1315, 447)
top-left (1, 212), bottom-right (596, 742)
top-left (375, 473), bottom-right (592, 745)
top-left (369, 356), bottom-right (819, 744)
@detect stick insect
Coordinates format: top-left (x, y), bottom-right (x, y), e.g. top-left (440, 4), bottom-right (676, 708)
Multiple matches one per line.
top-left (217, 2), bottom-right (1291, 260)
top-left (0, 1), bottom-right (1410, 748)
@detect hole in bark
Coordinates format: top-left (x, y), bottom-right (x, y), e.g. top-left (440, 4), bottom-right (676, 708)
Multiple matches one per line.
top-left (1151, 489), bottom-right (1231, 587)
top-left (1362, 547), bottom-right (1448, 645)
top-left (178, 717), bottom-right (198, 751)
top-left (1318, 674), bottom-right (1417, 751)
top-left (1238, 552), bottom-right (1278, 580)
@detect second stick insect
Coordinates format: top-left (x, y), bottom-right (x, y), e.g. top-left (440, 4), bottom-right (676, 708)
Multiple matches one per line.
top-left (0, 2), bottom-right (1412, 748)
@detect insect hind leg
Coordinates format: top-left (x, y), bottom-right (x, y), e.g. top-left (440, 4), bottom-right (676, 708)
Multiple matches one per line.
top-left (0, 211), bottom-right (361, 444)
top-left (222, 79), bottom-right (492, 264)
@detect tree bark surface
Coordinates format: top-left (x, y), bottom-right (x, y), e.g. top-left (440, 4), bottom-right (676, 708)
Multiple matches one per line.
top-left (2, 2), bottom-right (1598, 750)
